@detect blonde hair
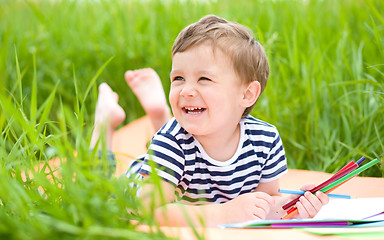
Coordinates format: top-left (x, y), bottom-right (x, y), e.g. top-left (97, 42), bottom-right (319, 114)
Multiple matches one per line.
top-left (171, 15), bottom-right (269, 118)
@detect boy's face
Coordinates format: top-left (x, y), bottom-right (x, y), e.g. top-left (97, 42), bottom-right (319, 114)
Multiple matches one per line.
top-left (169, 43), bottom-right (250, 139)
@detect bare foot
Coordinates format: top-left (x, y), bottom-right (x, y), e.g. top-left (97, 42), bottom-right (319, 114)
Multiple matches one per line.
top-left (90, 83), bottom-right (126, 149)
top-left (125, 68), bottom-right (171, 131)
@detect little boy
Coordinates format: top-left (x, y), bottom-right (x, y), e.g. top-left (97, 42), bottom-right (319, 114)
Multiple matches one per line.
top-left (91, 15), bottom-right (328, 227)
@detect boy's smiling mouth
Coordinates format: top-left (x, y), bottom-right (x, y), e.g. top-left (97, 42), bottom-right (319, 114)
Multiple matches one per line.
top-left (183, 107), bottom-right (206, 114)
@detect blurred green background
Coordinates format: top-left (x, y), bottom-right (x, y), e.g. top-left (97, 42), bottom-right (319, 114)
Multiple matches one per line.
top-left (1, 0), bottom-right (383, 174)
top-left (0, 0), bottom-right (383, 238)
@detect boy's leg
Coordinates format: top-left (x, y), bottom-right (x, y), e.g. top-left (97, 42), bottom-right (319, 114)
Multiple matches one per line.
top-left (125, 68), bottom-right (172, 131)
top-left (90, 83), bottom-right (126, 150)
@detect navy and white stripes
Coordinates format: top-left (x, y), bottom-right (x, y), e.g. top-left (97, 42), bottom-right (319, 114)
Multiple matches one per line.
top-left (130, 115), bottom-right (287, 204)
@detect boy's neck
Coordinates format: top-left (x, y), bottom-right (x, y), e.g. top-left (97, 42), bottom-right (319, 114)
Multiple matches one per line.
top-left (194, 123), bottom-right (242, 162)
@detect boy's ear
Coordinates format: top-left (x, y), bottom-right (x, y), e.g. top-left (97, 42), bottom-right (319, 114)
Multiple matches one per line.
top-left (241, 81), bottom-right (261, 107)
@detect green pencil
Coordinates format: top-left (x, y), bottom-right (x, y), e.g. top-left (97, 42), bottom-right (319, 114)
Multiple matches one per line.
top-left (320, 159), bottom-right (379, 193)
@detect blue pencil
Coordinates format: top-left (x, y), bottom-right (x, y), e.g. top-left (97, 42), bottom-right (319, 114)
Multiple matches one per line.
top-left (279, 189), bottom-right (351, 199)
top-left (356, 156), bottom-right (366, 165)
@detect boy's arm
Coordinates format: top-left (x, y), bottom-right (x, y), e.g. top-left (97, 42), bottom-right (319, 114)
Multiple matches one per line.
top-left (141, 177), bottom-right (329, 226)
top-left (140, 177), bottom-right (275, 227)
top-left (140, 177), bottom-right (218, 226)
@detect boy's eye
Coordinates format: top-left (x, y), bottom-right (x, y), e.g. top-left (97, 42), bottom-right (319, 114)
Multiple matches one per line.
top-left (172, 76), bottom-right (184, 81)
top-left (199, 77), bottom-right (211, 81)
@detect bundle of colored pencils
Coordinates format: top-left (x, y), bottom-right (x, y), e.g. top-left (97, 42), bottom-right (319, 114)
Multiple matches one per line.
top-left (282, 157), bottom-right (379, 219)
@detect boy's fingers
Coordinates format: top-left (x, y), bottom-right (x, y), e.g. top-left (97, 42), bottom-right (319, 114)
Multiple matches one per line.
top-left (299, 195), bottom-right (317, 218)
top-left (304, 192), bottom-right (323, 212)
top-left (296, 191), bottom-right (329, 219)
top-left (299, 184), bottom-right (316, 191)
top-left (252, 198), bottom-right (272, 219)
top-left (252, 206), bottom-right (269, 219)
top-left (254, 198), bottom-right (271, 212)
top-left (253, 191), bottom-right (275, 205)
top-left (315, 191), bottom-right (329, 205)
top-left (295, 201), bottom-right (309, 219)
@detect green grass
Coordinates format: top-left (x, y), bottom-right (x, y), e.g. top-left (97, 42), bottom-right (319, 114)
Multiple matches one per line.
top-left (0, 0), bottom-right (383, 238)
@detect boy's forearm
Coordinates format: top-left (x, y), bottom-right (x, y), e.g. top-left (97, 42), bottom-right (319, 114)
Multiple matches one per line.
top-left (139, 181), bottom-right (226, 227)
top-left (154, 202), bottom-right (227, 227)
top-left (154, 196), bottom-right (287, 227)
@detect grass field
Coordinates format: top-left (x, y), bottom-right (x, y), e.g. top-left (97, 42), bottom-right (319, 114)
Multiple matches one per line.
top-left (0, 0), bottom-right (383, 238)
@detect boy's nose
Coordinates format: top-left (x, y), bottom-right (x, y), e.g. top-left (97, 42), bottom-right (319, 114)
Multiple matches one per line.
top-left (180, 83), bottom-right (197, 97)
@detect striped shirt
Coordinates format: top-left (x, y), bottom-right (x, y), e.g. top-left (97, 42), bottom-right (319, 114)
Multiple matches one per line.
top-left (131, 115), bottom-right (287, 204)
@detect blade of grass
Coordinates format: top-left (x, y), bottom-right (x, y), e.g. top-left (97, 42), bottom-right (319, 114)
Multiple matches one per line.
top-left (81, 56), bottom-right (114, 108)
top-left (36, 82), bottom-right (59, 135)
top-left (30, 53), bottom-right (37, 127)
top-left (14, 46), bottom-right (23, 109)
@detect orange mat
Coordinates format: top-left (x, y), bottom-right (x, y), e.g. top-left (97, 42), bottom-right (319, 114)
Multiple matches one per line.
top-left (111, 116), bottom-right (155, 176)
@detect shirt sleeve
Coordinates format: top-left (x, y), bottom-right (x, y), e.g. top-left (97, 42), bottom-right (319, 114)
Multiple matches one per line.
top-left (138, 132), bottom-right (185, 187)
top-left (259, 128), bottom-right (288, 182)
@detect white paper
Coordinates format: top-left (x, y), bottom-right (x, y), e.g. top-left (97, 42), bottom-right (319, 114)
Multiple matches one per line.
top-left (314, 198), bottom-right (384, 220)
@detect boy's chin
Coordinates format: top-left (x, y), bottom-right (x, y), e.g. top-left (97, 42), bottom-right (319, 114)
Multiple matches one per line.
top-left (182, 125), bottom-right (206, 136)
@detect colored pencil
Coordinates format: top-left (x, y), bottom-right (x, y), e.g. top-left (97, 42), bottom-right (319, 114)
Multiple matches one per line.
top-left (282, 158), bottom-right (379, 220)
top-left (281, 158), bottom-right (365, 210)
top-left (282, 180), bottom-right (359, 220)
top-left (356, 156), bottom-right (366, 165)
top-left (271, 221), bottom-right (350, 228)
top-left (282, 207), bottom-right (298, 219)
top-left (279, 189), bottom-right (351, 199)
top-left (320, 158), bottom-right (379, 193)
top-left (282, 161), bottom-right (358, 210)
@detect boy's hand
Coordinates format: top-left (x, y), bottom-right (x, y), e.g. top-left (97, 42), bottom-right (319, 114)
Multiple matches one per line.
top-left (222, 191), bottom-right (275, 223)
top-left (296, 184), bottom-right (329, 218)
